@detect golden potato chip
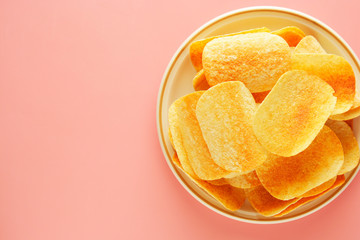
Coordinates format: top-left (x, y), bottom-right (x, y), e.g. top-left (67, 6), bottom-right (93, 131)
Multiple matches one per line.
top-left (330, 91), bottom-right (360, 120)
top-left (172, 153), bottom-right (246, 211)
top-left (293, 35), bottom-right (326, 54)
top-left (291, 53), bottom-right (355, 114)
top-left (207, 178), bottom-right (228, 186)
top-left (245, 185), bottom-right (300, 216)
top-left (189, 27), bottom-right (270, 71)
top-left (326, 119), bottom-right (360, 174)
top-left (192, 69), bottom-right (210, 91)
top-left (300, 177), bottom-right (336, 198)
top-left (252, 91), bottom-right (270, 103)
top-left (225, 171), bottom-right (261, 189)
top-left (196, 81), bottom-right (267, 172)
top-left (253, 70), bottom-right (337, 156)
top-left (256, 126), bottom-right (344, 200)
top-left (202, 32), bottom-right (291, 92)
top-left (274, 175), bottom-right (345, 217)
top-left (169, 92), bottom-right (234, 180)
top-left (272, 26), bottom-right (306, 47)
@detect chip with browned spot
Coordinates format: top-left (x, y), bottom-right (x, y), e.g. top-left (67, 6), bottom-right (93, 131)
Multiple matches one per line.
top-left (292, 53), bottom-right (356, 114)
top-left (256, 126), bottom-right (344, 200)
top-left (254, 70), bottom-right (337, 157)
top-left (202, 32), bottom-right (291, 92)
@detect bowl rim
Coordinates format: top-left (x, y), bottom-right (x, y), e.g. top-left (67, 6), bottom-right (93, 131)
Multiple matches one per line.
top-left (156, 6), bottom-right (360, 224)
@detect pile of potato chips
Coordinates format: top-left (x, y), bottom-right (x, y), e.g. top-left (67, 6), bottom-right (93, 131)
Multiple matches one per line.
top-left (168, 26), bottom-right (360, 217)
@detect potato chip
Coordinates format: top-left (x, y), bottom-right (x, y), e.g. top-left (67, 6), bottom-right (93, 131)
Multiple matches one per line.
top-left (291, 53), bottom-right (356, 114)
top-left (207, 178), bottom-right (228, 186)
top-left (172, 153), bottom-right (246, 211)
top-left (202, 32), bottom-right (291, 92)
top-left (245, 185), bottom-right (300, 216)
top-left (330, 91), bottom-right (360, 120)
top-left (196, 81), bottom-right (267, 172)
top-left (225, 171), bottom-right (261, 189)
top-left (256, 126), bottom-right (344, 200)
top-left (252, 91), bottom-right (270, 103)
top-left (326, 119), bottom-right (360, 174)
top-left (272, 26), bottom-right (306, 47)
top-left (192, 69), bottom-right (210, 91)
top-left (169, 92), bottom-right (236, 180)
top-left (293, 35), bottom-right (326, 54)
top-left (189, 27), bottom-right (270, 71)
top-left (253, 70), bottom-right (337, 156)
top-left (274, 175), bottom-right (345, 217)
top-left (300, 177), bottom-right (336, 198)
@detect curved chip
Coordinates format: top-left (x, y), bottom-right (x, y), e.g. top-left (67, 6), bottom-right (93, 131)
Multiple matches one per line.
top-left (196, 81), bottom-right (267, 172)
top-left (189, 27), bottom-right (270, 71)
top-left (168, 92), bottom-right (232, 180)
top-left (172, 153), bottom-right (246, 211)
top-left (330, 91), bottom-right (360, 120)
top-left (271, 26), bottom-right (306, 47)
top-left (256, 126), bottom-right (344, 200)
top-left (202, 32), bottom-right (291, 92)
top-left (207, 178), bottom-right (228, 186)
top-left (326, 120), bottom-right (360, 174)
top-left (300, 177), bottom-right (336, 198)
top-left (291, 53), bottom-right (355, 114)
top-left (253, 70), bottom-right (337, 156)
top-left (274, 175), bottom-right (345, 217)
top-left (245, 185), bottom-right (300, 217)
top-left (293, 35), bottom-right (326, 54)
top-left (192, 69), bottom-right (210, 91)
top-left (225, 171), bottom-right (261, 189)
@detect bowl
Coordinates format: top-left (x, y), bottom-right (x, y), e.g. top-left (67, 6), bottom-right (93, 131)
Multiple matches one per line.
top-left (156, 6), bottom-right (360, 224)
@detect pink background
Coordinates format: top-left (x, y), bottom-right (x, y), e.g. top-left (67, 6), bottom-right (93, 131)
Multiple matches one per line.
top-left (1, 0), bottom-right (360, 239)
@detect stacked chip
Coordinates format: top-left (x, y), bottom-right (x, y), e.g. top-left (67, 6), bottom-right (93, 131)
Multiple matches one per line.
top-left (168, 26), bottom-right (360, 217)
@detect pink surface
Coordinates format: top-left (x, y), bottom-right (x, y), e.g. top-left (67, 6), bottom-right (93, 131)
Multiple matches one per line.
top-left (1, 0), bottom-right (360, 239)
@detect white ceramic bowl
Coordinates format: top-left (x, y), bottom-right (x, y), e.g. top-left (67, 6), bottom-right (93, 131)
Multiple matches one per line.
top-left (157, 6), bottom-right (360, 224)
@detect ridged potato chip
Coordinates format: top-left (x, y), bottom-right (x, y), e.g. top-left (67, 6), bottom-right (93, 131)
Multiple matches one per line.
top-left (192, 69), bottom-right (210, 91)
top-left (253, 70), bottom-right (337, 156)
top-left (196, 81), bottom-right (267, 172)
top-left (272, 26), bottom-right (306, 47)
top-left (256, 126), bottom-right (344, 200)
top-left (274, 175), bottom-right (345, 217)
top-left (172, 153), bottom-right (245, 211)
top-left (189, 27), bottom-right (270, 71)
top-left (245, 185), bottom-right (300, 217)
top-left (326, 119), bottom-right (360, 174)
top-left (225, 171), bottom-right (261, 189)
top-left (202, 32), bottom-right (291, 92)
top-left (293, 35), bottom-right (326, 54)
top-left (291, 53), bottom-right (356, 114)
top-left (168, 92), bottom-right (232, 180)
